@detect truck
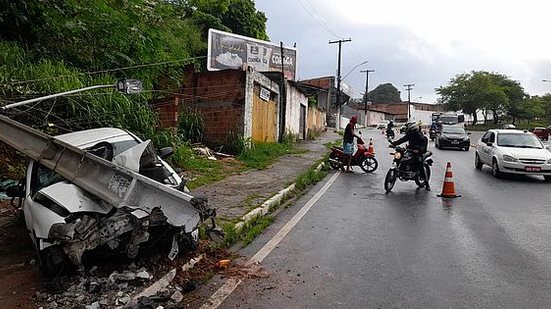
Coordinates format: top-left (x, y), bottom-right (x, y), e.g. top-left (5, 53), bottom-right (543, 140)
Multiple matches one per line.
top-left (431, 113), bottom-right (464, 125)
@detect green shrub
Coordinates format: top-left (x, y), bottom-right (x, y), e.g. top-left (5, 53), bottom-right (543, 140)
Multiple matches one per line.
top-left (177, 109), bottom-right (205, 143)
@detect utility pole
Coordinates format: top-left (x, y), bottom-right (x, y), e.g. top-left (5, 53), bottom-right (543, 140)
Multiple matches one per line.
top-left (403, 83), bottom-right (414, 120)
top-left (279, 41), bottom-right (286, 143)
top-left (361, 69), bottom-right (375, 126)
top-left (329, 38), bottom-right (351, 130)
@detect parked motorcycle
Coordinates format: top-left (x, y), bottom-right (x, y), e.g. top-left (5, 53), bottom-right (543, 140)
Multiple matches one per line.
top-left (384, 141), bottom-right (433, 192)
top-left (328, 132), bottom-right (378, 173)
top-left (386, 127), bottom-right (395, 139)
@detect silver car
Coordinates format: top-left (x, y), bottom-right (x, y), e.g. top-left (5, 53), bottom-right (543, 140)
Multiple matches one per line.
top-left (475, 129), bottom-right (551, 181)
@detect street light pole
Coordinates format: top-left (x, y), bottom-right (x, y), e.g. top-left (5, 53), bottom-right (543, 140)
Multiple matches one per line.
top-left (403, 83), bottom-right (414, 120)
top-left (361, 69), bottom-right (375, 125)
top-left (1, 79), bottom-right (143, 111)
top-left (329, 38), bottom-right (352, 130)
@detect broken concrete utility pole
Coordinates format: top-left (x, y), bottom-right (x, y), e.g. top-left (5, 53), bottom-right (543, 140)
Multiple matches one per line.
top-left (0, 114), bottom-right (203, 230)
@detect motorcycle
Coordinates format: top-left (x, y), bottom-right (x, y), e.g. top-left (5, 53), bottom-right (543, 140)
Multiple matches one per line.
top-left (328, 132), bottom-right (378, 173)
top-left (386, 127), bottom-right (395, 139)
top-left (384, 141), bottom-right (433, 192)
top-left (429, 128), bottom-right (437, 141)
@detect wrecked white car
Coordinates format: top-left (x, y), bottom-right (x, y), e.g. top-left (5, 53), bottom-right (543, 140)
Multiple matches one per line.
top-left (6, 128), bottom-right (217, 277)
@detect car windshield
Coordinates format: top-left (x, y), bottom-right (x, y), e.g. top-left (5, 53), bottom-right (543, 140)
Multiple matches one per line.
top-left (497, 133), bottom-right (542, 149)
top-left (442, 127), bottom-right (465, 134)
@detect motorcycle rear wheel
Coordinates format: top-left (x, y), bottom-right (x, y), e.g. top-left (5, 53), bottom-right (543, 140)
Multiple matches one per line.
top-left (414, 164), bottom-right (431, 187)
top-left (328, 152), bottom-right (342, 170)
top-left (384, 169), bottom-right (397, 192)
top-left (360, 157), bottom-right (378, 173)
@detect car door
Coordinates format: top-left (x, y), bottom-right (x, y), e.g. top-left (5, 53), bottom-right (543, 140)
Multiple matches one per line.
top-left (479, 132), bottom-right (495, 164)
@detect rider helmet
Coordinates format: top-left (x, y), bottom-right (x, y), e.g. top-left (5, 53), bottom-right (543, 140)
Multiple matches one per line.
top-left (405, 120), bottom-right (419, 133)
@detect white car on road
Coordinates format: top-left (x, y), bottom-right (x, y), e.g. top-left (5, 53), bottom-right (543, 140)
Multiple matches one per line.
top-left (475, 129), bottom-right (551, 181)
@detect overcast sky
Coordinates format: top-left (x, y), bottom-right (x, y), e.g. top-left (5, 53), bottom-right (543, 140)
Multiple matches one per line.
top-left (255, 0), bottom-right (551, 103)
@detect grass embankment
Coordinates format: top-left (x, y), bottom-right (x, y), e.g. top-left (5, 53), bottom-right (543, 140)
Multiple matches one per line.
top-left (172, 141), bottom-right (307, 189)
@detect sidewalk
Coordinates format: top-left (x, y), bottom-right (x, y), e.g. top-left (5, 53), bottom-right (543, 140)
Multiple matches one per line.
top-left (195, 129), bottom-right (342, 223)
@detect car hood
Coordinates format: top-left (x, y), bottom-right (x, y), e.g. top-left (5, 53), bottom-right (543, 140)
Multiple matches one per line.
top-left (442, 133), bottom-right (468, 139)
top-left (500, 147), bottom-right (551, 160)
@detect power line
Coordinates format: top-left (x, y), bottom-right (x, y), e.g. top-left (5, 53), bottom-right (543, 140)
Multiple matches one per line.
top-left (294, 0), bottom-right (341, 38)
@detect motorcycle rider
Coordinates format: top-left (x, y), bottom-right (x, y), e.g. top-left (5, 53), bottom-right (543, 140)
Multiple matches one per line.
top-left (343, 115), bottom-right (360, 172)
top-left (386, 120), bottom-right (395, 137)
top-left (390, 121), bottom-right (430, 190)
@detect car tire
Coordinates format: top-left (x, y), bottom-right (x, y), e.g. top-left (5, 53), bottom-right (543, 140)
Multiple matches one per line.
top-left (475, 153), bottom-right (483, 170)
top-left (544, 175), bottom-right (551, 182)
top-left (464, 146), bottom-right (470, 151)
top-left (492, 159), bottom-right (501, 178)
top-left (39, 245), bottom-right (68, 278)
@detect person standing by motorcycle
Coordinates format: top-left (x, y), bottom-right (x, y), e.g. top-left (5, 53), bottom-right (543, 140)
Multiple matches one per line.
top-left (390, 121), bottom-right (430, 190)
top-left (343, 116), bottom-right (360, 173)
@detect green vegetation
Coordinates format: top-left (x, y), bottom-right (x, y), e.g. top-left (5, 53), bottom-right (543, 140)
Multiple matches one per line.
top-left (437, 71), bottom-right (551, 126)
top-left (242, 215), bottom-right (274, 245)
top-left (238, 141), bottom-right (307, 169)
top-left (0, 0), bottom-right (270, 180)
top-left (295, 163), bottom-right (329, 191)
top-left (366, 83), bottom-right (402, 103)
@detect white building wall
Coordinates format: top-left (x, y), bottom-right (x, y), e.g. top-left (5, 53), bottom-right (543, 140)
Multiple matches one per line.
top-left (285, 81), bottom-right (308, 136)
top-left (367, 110), bottom-right (389, 126)
top-left (410, 105), bottom-right (436, 125)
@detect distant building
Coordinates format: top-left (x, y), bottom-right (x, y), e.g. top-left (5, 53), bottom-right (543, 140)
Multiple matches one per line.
top-left (298, 76), bottom-right (351, 127)
top-left (341, 101), bottom-right (443, 126)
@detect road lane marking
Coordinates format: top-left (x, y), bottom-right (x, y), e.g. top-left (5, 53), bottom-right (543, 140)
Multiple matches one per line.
top-left (200, 171), bottom-right (342, 309)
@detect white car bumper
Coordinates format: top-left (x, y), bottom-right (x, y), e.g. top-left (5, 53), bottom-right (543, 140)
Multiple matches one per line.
top-left (500, 161), bottom-right (551, 176)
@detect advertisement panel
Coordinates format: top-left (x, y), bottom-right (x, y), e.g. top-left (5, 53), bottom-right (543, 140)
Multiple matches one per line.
top-left (207, 29), bottom-right (297, 80)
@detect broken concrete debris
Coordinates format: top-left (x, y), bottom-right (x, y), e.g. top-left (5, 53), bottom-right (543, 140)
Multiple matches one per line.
top-left (36, 266), bottom-right (188, 309)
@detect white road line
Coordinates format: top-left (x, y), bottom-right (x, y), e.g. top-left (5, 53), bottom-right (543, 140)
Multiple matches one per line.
top-left (200, 171), bottom-right (342, 309)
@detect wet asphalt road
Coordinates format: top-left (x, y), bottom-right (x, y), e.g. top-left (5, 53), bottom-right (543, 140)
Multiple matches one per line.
top-left (204, 130), bottom-right (551, 308)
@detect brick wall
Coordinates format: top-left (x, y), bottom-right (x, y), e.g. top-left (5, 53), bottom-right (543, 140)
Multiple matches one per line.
top-left (180, 70), bottom-right (246, 146)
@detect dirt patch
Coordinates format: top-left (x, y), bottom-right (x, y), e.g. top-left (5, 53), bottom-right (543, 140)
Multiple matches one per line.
top-left (0, 200), bottom-right (42, 309)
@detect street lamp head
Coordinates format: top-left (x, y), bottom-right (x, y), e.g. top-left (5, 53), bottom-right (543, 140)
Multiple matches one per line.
top-left (116, 79), bottom-right (143, 94)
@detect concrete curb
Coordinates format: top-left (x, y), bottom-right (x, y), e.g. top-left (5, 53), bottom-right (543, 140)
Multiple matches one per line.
top-left (233, 162), bottom-right (326, 232)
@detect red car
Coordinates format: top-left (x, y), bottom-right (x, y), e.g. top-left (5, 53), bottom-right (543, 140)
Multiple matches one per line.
top-left (531, 127), bottom-right (549, 141)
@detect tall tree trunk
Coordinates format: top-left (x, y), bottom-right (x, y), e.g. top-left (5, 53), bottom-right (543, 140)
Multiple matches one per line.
top-left (472, 112), bottom-right (478, 125)
top-left (483, 109), bottom-right (488, 125)
top-left (492, 109), bottom-right (499, 124)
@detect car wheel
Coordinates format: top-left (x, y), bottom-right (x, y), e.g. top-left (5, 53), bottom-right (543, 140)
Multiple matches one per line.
top-left (39, 245), bottom-right (68, 278)
top-left (475, 153), bottom-right (483, 170)
top-left (544, 175), bottom-right (551, 182)
top-left (492, 159), bottom-right (501, 178)
top-left (435, 140), bottom-right (439, 149)
top-left (464, 146), bottom-right (470, 151)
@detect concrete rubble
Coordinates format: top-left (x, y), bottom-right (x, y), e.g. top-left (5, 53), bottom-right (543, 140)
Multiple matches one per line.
top-left (36, 266), bottom-right (185, 309)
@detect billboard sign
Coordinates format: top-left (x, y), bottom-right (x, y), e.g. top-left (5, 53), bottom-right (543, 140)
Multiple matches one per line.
top-left (207, 29), bottom-right (297, 80)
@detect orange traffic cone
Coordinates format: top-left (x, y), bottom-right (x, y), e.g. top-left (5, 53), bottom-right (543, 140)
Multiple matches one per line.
top-left (437, 162), bottom-right (461, 198)
top-left (367, 138), bottom-right (375, 155)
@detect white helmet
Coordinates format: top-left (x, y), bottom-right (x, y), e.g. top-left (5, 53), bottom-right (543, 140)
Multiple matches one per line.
top-left (405, 121), bottom-right (418, 133)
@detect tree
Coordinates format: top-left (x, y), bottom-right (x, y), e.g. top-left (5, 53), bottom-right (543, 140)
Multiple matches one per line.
top-left (366, 83), bottom-right (401, 103)
top-left (436, 71), bottom-right (527, 125)
top-left (184, 0), bottom-right (268, 40)
top-left (221, 0), bottom-right (269, 40)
